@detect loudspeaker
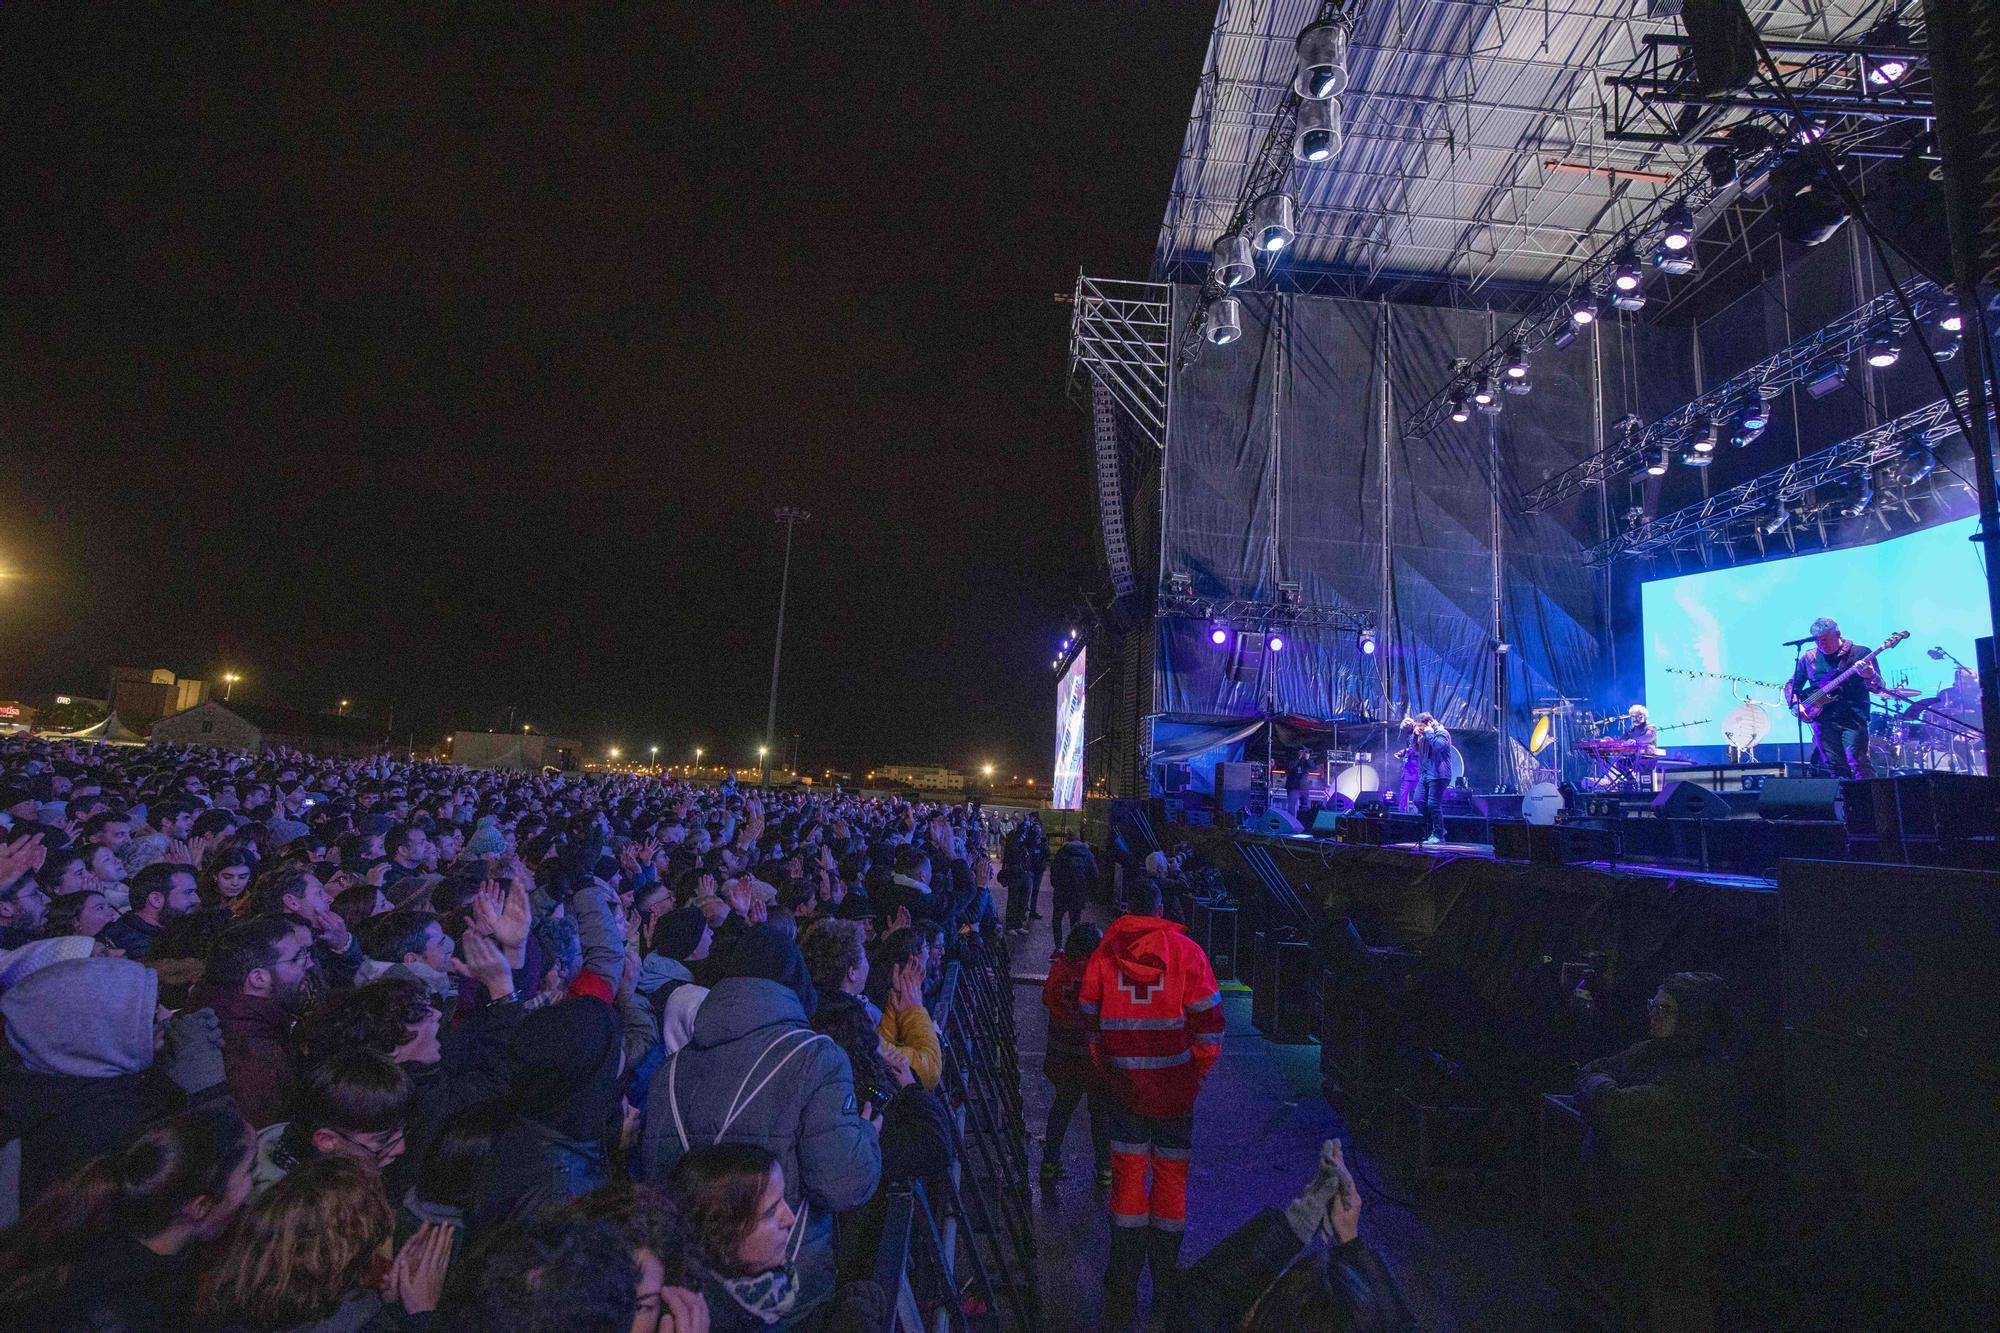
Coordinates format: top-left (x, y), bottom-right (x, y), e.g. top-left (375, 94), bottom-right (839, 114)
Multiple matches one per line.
top-left (1758, 777), bottom-right (1844, 821)
top-left (1310, 808), bottom-right (1344, 836)
top-left (1244, 808), bottom-right (1304, 837)
top-left (1651, 780), bottom-right (1730, 820)
top-left (1216, 761), bottom-right (1266, 815)
top-left (1870, 773), bottom-right (2000, 842)
top-left (1352, 791), bottom-right (1386, 816)
top-left (1160, 761), bottom-right (1193, 794)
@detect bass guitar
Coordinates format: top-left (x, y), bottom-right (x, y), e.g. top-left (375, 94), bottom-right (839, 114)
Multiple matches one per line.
top-left (1793, 631), bottom-right (1909, 722)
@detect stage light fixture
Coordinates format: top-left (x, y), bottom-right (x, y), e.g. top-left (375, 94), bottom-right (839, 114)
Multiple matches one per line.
top-left (1610, 289), bottom-right (1648, 313)
top-left (1212, 234), bottom-right (1254, 289)
top-left (1359, 628), bottom-right (1377, 656)
top-left (1447, 392), bottom-right (1470, 424)
top-left (1845, 473), bottom-right (1875, 517)
top-left (1471, 373), bottom-right (1495, 406)
top-left (1251, 192), bottom-right (1296, 253)
top-left (1681, 449), bottom-right (1713, 468)
top-left (1772, 156), bottom-right (1848, 246)
top-left (1862, 324), bottom-right (1900, 368)
top-left (1569, 291), bottom-right (1596, 325)
top-left (1504, 343), bottom-right (1529, 379)
top-left (1267, 634), bottom-right (1285, 653)
top-left (1294, 18), bottom-right (1350, 100)
top-left (1661, 202), bottom-right (1694, 251)
top-left (1552, 324), bottom-right (1579, 350)
top-left (1652, 244), bottom-right (1695, 275)
top-left (1502, 374), bottom-right (1532, 397)
top-left (1763, 503), bottom-right (1791, 535)
top-left (1921, 314), bottom-right (1962, 363)
top-left (1691, 417), bottom-right (1718, 453)
top-left (1209, 624), bottom-right (1230, 646)
top-left (1205, 297), bottom-right (1243, 346)
top-left (1736, 394), bottom-right (1770, 432)
top-left (1477, 394), bottom-right (1503, 417)
top-left (1803, 359), bottom-right (1847, 399)
top-left (1937, 301), bottom-right (1964, 334)
top-left (1612, 252), bottom-right (1643, 292)
top-left (1901, 442), bottom-right (1937, 484)
top-left (1702, 145), bottom-right (1737, 190)
top-left (1646, 446), bottom-right (1670, 477)
top-left (1294, 97), bottom-right (1341, 163)
top-left (1793, 120), bottom-right (1825, 145)
top-left (1864, 15), bottom-right (1914, 85)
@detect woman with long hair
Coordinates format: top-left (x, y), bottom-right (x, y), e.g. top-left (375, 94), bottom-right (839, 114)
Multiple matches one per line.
top-left (44, 888), bottom-right (117, 939)
top-left (202, 845), bottom-right (257, 912)
top-left (669, 1143), bottom-right (803, 1332)
top-left (0, 1104), bottom-right (256, 1329)
top-left (195, 1154), bottom-right (452, 1332)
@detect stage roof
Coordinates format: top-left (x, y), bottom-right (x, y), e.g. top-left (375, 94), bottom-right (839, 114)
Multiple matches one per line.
top-left (1152, 0), bottom-right (1897, 302)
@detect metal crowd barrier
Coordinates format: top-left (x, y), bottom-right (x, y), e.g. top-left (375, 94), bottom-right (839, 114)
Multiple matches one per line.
top-left (871, 934), bottom-right (1042, 1331)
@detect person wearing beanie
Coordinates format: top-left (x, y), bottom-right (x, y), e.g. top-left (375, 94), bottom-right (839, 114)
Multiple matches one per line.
top-left (641, 924), bottom-right (879, 1326)
top-left (0, 958), bottom-right (229, 1207)
top-left (637, 905), bottom-right (712, 1057)
top-left (462, 817), bottom-right (506, 859)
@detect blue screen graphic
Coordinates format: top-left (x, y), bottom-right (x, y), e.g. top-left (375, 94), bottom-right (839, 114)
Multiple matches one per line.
top-left (1052, 649), bottom-right (1087, 810)
top-left (1641, 516), bottom-right (1987, 750)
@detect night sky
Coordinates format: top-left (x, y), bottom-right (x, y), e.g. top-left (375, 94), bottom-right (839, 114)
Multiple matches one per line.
top-left (2, 6), bottom-right (1213, 775)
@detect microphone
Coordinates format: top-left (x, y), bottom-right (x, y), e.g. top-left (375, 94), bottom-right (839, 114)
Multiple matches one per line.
top-left (1782, 637), bottom-right (1812, 646)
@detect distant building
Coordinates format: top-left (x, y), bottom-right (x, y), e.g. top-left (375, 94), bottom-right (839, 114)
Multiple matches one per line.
top-left (0, 701), bottom-right (35, 733)
top-left (106, 668), bottom-right (210, 728)
top-left (450, 731), bottom-right (581, 772)
top-left (874, 763), bottom-right (967, 792)
top-left (148, 700), bottom-right (385, 759)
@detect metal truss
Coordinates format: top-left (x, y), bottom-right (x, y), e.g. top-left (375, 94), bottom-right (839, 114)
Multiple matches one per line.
top-left (1527, 275), bottom-right (1948, 513)
top-left (1159, 592), bottom-right (1372, 634)
top-left (1092, 380), bottom-right (1139, 600)
top-left (1067, 274), bottom-right (1172, 451)
top-left (1605, 32), bottom-right (1934, 153)
top-left (1589, 390), bottom-right (1989, 566)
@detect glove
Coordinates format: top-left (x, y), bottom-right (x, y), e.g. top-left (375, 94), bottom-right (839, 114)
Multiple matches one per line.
top-left (159, 1007), bottom-right (227, 1095)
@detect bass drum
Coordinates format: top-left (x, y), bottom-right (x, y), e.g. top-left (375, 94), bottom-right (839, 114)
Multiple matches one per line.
top-left (1521, 781), bottom-right (1564, 826)
top-left (1333, 762), bottom-right (1382, 802)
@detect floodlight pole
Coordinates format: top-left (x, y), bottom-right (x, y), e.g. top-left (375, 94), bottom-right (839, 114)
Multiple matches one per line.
top-left (763, 508), bottom-right (809, 789)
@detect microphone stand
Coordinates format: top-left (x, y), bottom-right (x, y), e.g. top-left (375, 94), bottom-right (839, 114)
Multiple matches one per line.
top-left (1789, 638), bottom-right (1811, 776)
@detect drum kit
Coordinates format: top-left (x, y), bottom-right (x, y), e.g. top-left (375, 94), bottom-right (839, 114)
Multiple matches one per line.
top-left (1870, 651), bottom-right (1987, 773)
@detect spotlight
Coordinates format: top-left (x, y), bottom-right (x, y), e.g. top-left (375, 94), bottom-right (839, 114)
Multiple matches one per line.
top-left (1569, 291), bottom-right (1597, 325)
top-left (1610, 289), bottom-right (1648, 313)
top-left (1212, 233), bottom-right (1254, 289)
top-left (1251, 192), bottom-right (1296, 253)
top-left (1803, 359), bottom-right (1848, 399)
top-left (1294, 18), bottom-right (1350, 100)
top-left (1661, 202), bottom-right (1694, 251)
top-left (1612, 252), bottom-right (1643, 292)
top-left (1646, 446), bottom-right (1671, 477)
top-left (1205, 297), bottom-right (1243, 346)
top-left (1865, 15), bottom-right (1914, 85)
top-left (1477, 393), bottom-right (1503, 417)
top-left (1938, 301), bottom-right (1964, 334)
top-left (1503, 374), bottom-right (1532, 398)
top-left (1294, 97), bottom-right (1342, 163)
top-left (1552, 324), bottom-right (1580, 351)
top-left (1921, 314), bottom-right (1962, 363)
top-left (1504, 343), bottom-right (1529, 379)
top-left (1845, 473), bottom-right (1875, 517)
top-left (1736, 394), bottom-right (1770, 432)
top-left (1471, 373), bottom-right (1495, 406)
top-left (1652, 244), bottom-right (1695, 276)
top-left (1793, 120), bottom-right (1825, 145)
top-left (1359, 628), bottom-right (1377, 656)
top-left (1691, 417), bottom-right (1718, 453)
top-left (1869, 54), bottom-right (1911, 86)
top-left (1702, 145), bottom-right (1738, 189)
top-left (1448, 392), bottom-right (1470, 424)
top-left (1901, 442), bottom-right (1937, 484)
top-left (1862, 324), bottom-right (1900, 368)
top-left (1209, 624), bottom-right (1230, 646)
top-left (1267, 634), bottom-right (1286, 653)
top-left (1763, 503), bottom-right (1791, 535)
top-left (1682, 449), bottom-right (1714, 468)
top-left (1772, 156), bottom-right (1849, 246)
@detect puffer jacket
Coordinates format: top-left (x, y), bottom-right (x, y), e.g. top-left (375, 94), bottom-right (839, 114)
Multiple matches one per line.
top-left (641, 976), bottom-right (880, 1318)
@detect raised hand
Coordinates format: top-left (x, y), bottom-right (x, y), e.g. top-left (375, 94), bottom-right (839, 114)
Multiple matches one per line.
top-left (449, 930), bottom-right (516, 1000)
top-left (0, 832), bottom-right (47, 892)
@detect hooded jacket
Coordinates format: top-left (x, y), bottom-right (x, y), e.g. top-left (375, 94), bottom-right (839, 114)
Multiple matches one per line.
top-left (469, 995), bottom-right (622, 1231)
top-left (0, 957), bottom-right (186, 1207)
top-left (639, 974), bottom-right (881, 1287)
top-left (1079, 914), bottom-right (1223, 1118)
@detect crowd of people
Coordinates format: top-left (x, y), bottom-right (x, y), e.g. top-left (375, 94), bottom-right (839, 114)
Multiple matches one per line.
top-left (0, 736), bottom-right (1009, 1332)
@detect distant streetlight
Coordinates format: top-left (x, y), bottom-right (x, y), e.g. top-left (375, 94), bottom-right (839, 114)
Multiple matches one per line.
top-left (764, 507), bottom-right (810, 788)
top-left (523, 725), bottom-right (531, 734)
top-left (222, 672), bottom-right (241, 701)
top-left (650, 745), bottom-right (660, 766)
top-left (609, 747), bottom-right (622, 761)
top-left (758, 745), bottom-right (769, 759)
top-left (695, 746), bottom-right (704, 767)
top-left (982, 764), bottom-right (995, 778)
top-left (339, 698), bottom-right (351, 715)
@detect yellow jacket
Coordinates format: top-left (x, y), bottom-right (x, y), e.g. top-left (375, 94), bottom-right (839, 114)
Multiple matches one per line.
top-left (878, 1003), bottom-right (942, 1090)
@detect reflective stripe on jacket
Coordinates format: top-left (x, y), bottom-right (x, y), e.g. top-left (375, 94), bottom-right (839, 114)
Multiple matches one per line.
top-left (1079, 914), bottom-right (1222, 1117)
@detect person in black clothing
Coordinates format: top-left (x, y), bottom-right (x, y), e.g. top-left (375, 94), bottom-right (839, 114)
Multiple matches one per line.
top-left (1047, 837), bottom-right (1096, 948)
top-left (1411, 715), bottom-right (1453, 845)
top-left (1784, 617), bottom-right (1915, 780)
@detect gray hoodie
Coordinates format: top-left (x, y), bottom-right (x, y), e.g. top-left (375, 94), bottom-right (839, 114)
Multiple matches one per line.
top-left (1, 957), bottom-right (157, 1077)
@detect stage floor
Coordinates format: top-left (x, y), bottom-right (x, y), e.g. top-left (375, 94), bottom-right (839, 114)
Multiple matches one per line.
top-left (1269, 830), bottom-right (1780, 890)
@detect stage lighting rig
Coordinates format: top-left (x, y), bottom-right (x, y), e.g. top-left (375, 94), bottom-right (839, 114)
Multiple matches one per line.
top-left (1212, 234), bottom-right (1254, 289)
top-left (1611, 251), bottom-right (1643, 292)
top-left (1863, 14), bottom-right (1916, 86)
top-left (1447, 392), bottom-right (1470, 424)
top-left (1652, 243), bottom-right (1695, 276)
top-left (1920, 313), bottom-right (1961, 363)
top-left (1900, 441), bottom-right (1936, 485)
top-left (1690, 417), bottom-right (1719, 454)
top-left (1358, 627), bottom-right (1377, 656)
top-left (1803, 360), bottom-right (1848, 399)
top-left (1763, 502), bottom-right (1791, 536)
top-left (1844, 472), bottom-right (1875, 518)
top-left (1206, 297), bottom-right (1243, 346)
top-left (1660, 203), bottom-right (1693, 252)
top-left (1503, 374), bottom-right (1531, 398)
top-left (1862, 324), bottom-right (1900, 369)
top-left (1646, 446), bottom-right (1671, 477)
top-left (1250, 192), bottom-right (1296, 253)
top-left (1294, 14), bottom-right (1351, 100)
top-left (1503, 343), bottom-right (1529, 379)
top-left (1568, 291), bottom-right (1597, 326)
top-left (1209, 624), bottom-right (1230, 647)
top-left (1470, 373), bottom-right (1495, 407)
top-left (1682, 448), bottom-right (1714, 468)
top-left (1294, 97), bottom-right (1341, 163)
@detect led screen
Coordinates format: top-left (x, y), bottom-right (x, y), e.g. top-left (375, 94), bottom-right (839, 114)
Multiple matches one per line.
top-left (1641, 515), bottom-right (1986, 749)
top-left (1052, 649), bottom-right (1087, 809)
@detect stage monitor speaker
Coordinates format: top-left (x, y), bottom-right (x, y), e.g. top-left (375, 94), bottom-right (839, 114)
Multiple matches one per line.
top-left (1352, 792), bottom-right (1386, 816)
top-left (1758, 777), bottom-right (1844, 822)
top-left (1309, 808), bottom-right (1343, 836)
top-left (1216, 761), bottom-right (1266, 815)
top-left (1651, 780), bottom-right (1730, 820)
top-left (1160, 761), bottom-right (1193, 795)
top-left (1244, 808), bottom-right (1304, 837)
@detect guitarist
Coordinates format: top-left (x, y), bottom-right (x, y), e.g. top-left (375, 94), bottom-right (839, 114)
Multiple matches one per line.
top-left (1784, 617), bottom-right (1916, 779)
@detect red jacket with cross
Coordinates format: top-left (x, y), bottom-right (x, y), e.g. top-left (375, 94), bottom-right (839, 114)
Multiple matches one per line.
top-left (1078, 914), bottom-right (1223, 1118)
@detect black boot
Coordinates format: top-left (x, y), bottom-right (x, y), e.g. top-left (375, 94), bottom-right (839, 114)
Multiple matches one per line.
top-left (1146, 1227), bottom-right (1186, 1312)
top-left (1103, 1226), bottom-right (1147, 1329)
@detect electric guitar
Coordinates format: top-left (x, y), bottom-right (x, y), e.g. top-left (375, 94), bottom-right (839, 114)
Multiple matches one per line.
top-left (1792, 631), bottom-right (1909, 722)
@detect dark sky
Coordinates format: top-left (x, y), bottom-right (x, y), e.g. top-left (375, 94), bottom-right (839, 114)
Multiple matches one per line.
top-left (2, 5), bottom-right (1212, 775)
